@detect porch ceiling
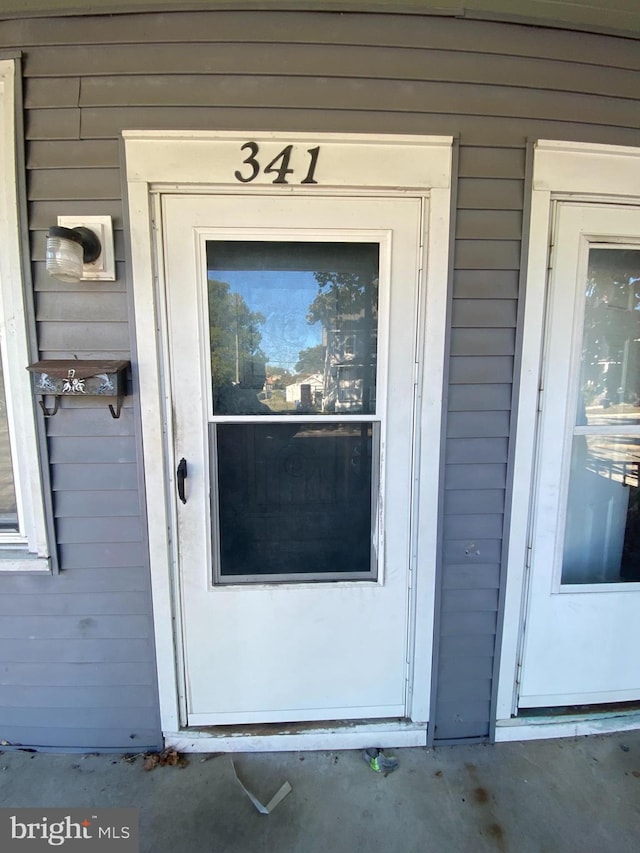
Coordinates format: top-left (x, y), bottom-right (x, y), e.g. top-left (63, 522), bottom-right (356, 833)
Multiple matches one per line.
top-left (0, 2), bottom-right (639, 41)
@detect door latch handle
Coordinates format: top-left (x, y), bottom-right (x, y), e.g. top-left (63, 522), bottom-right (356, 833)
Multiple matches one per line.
top-left (177, 457), bottom-right (187, 504)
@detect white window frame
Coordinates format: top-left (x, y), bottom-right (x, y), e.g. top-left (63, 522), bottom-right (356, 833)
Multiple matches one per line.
top-left (497, 140), bottom-right (640, 727)
top-left (0, 59), bottom-right (49, 571)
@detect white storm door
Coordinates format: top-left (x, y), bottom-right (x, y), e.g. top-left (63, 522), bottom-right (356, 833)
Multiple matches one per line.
top-left (520, 203), bottom-right (640, 709)
top-left (162, 193), bottom-right (423, 726)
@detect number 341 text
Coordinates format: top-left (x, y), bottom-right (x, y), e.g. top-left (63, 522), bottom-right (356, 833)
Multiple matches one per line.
top-left (234, 142), bottom-right (320, 185)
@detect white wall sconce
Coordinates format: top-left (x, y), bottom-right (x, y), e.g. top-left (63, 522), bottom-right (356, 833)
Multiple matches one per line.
top-left (45, 215), bottom-right (115, 282)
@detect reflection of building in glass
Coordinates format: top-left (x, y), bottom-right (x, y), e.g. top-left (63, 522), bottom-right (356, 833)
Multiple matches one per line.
top-left (285, 373), bottom-right (324, 409)
top-left (322, 328), bottom-right (377, 414)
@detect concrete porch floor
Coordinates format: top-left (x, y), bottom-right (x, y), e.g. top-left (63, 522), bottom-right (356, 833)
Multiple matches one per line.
top-left (1, 731), bottom-right (639, 852)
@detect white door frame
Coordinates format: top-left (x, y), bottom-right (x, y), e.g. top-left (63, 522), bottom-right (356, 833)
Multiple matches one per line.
top-left (497, 140), bottom-right (640, 740)
top-left (124, 131), bottom-right (453, 750)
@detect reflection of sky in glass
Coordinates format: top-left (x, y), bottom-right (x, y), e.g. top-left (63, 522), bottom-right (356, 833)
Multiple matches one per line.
top-left (210, 270), bottom-right (322, 371)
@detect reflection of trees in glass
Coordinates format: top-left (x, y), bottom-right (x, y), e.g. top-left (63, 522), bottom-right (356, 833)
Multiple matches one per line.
top-left (304, 270), bottom-right (378, 414)
top-left (307, 271), bottom-right (377, 328)
top-left (295, 344), bottom-right (325, 376)
top-left (209, 279), bottom-right (267, 411)
top-left (581, 251), bottom-right (640, 410)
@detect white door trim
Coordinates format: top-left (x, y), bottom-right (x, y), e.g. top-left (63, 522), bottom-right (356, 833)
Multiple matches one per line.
top-left (497, 140), bottom-right (640, 724)
top-left (124, 131), bottom-right (452, 745)
top-left (495, 710), bottom-right (640, 743)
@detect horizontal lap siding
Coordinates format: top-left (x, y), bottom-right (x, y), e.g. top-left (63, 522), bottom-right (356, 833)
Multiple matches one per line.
top-left (0, 16), bottom-right (162, 752)
top-left (438, 140), bottom-right (524, 740)
top-left (2, 12), bottom-right (639, 69)
top-left (0, 393), bottom-right (160, 749)
top-left (0, 9), bottom-right (638, 749)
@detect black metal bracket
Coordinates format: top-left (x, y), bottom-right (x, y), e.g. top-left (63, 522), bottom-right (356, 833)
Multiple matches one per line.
top-left (108, 395), bottom-right (124, 419)
top-left (38, 394), bottom-right (123, 418)
top-left (38, 396), bottom-right (60, 418)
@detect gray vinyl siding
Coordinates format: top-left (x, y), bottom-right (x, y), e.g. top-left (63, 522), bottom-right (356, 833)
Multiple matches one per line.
top-left (0, 27), bottom-right (158, 748)
top-left (0, 403), bottom-right (160, 750)
top-left (0, 8), bottom-right (638, 747)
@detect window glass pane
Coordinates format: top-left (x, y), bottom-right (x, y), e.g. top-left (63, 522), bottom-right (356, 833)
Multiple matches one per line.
top-left (564, 247), bottom-right (640, 584)
top-left (577, 249), bottom-right (640, 427)
top-left (0, 359), bottom-right (18, 531)
top-left (213, 422), bottom-right (375, 579)
top-left (207, 242), bottom-right (379, 416)
top-left (562, 434), bottom-right (640, 584)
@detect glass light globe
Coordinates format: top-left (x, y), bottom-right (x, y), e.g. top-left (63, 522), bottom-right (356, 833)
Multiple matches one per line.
top-left (45, 228), bottom-right (84, 282)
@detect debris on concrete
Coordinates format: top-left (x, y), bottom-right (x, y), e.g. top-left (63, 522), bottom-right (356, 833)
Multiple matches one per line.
top-left (363, 748), bottom-right (399, 776)
top-left (199, 752), bottom-right (224, 763)
top-left (143, 747), bottom-right (189, 771)
top-left (231, 759), bottom-right (292, 814)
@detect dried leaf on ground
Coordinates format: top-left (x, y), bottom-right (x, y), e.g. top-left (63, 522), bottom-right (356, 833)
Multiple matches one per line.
top-left (143, 747), bottom-right (189, 771)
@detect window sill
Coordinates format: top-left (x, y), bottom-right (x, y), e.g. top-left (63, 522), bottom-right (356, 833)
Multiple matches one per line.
top-left (0, 549), bottom-right (51, 573)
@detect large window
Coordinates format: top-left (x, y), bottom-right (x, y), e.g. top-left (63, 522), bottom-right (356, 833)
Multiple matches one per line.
top-left (0, 59), bottom-right (49, 570)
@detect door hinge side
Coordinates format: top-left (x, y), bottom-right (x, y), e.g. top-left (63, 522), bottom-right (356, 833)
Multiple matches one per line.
top-left (511, 541), bottom-right (535, 715)
top-left (525, 543), bottom-right (533, 573)
top-left (547, 238), bottom-right (555, 274)
top-left (547, 198), bottom-right (559, 273)
top-left (514, 654), bottom-right (523, 693)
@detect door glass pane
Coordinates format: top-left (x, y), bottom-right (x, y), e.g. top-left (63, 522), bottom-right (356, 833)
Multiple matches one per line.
top-left (207, 242), bottom-right (379, 416)
top-left (213, 422), bottom-right (376, 580)
top-left (562, 435), bottom-right (640, 583)
top-left (0, 359), bottom-right (18, 531)
top-left (576, 249), bottom-right (640, 427)
top-left (563, 247), bottom-right (640, 584)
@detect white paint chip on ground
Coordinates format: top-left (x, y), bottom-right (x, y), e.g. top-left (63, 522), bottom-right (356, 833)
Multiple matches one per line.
top-left (231, 759), bottom-right (292, 814)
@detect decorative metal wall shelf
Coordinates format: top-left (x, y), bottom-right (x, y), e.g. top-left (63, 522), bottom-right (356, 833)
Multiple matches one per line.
top-left (27, 360), bottom-right (130, 418)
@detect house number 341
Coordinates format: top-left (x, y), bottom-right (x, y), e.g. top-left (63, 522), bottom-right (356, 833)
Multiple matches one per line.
top-left (234, 142), bottom-right (320, 185)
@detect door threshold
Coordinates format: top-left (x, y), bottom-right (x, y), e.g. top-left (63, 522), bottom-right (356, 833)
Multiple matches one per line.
top-left (495, 709), bottom-right (640, 742)
top-left (164, 719), bottom-right (428, 753)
